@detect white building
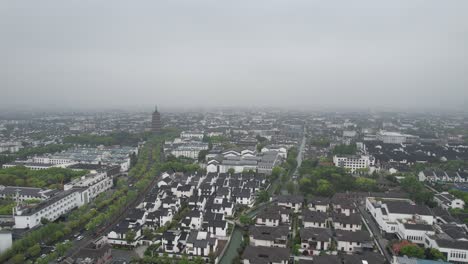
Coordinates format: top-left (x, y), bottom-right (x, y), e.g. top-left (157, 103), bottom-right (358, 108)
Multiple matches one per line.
top-left (366, 197), bottom-right (434, 234)
top-left (64, 172), bottom-right (113, 201)
top-left (14, 172), bottom-right (113, 229)
top-left (2, 162), bottom-right (70, 170)
top-left (377, 131), bottom-right (418, 144)
top-left (0, 142), bottom-right (22, 153)
top-left (261, 146), bottom-right (288, 159)
top-left (180, 131), bottom-right (205, 140)
top-left (185, 231), bottom-right (218, 257)
top-left (333, 155), bottom-right (375, 172)
top-left (169, 142), bottom-right (209, 159)
top-left (396, 221), bottom-right (435, 244)
top-left (14, 189), bottom-right (86, 229)
top-left (434, 192), bottom-right (465, 210)
top-left (0, 186), bottom-right (55, 201)
top-left (424, 236), bottom-right (468, 263)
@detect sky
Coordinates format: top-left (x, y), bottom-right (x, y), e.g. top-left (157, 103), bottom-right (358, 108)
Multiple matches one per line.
top-left (1, 0), bottom-right (468, 111)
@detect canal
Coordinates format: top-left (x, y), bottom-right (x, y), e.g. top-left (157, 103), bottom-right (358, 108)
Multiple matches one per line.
top-left (219, 226), bottom-right (243, 264)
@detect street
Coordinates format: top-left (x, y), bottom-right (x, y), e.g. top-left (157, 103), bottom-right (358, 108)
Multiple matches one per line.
top-left (357, 205), bottom-right (392, 263)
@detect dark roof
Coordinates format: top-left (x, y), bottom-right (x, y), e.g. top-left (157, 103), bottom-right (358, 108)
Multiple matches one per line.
top-left (312, 255), bottom-right (340, 264)
top-left (436, 239), bottom-right (468, 250)
top-left (342, 252), bottom-right (386, 264)
top-left (335, 230), bottom-right (371, 242)
top-left (249, 225), bottom-right (289, 241)
top-left (242, 245), bottom-right (290, 264)
top-left (186, 231), bottom-right (217, 248)
top-left (299, 227), bottom-right (332, 242)
top-left (440, 224), bottom-right (468, 240)
top-left (333, 213), bottom-right (362, 225)
top-left (385, 201), bottom-right (432, 216)
top-left (308, 196), bottom-right (330, 206)
top-left (402, 223), bottom-right (433, 231)
top-left (303, 210), bottom-right (328, 223)
top-left (277, 194), bottom-right (304, 204)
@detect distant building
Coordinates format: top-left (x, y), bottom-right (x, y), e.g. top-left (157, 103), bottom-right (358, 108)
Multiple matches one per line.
top-left (151, 105), bottom-right (162, 134)
top-left (377, 131), bottom-right (418, 144)
top-left (333, 155), bottom-right (375, 172)
top-left (434, 192), bottom-right (465, 210)
top-left (0, 142), bottom-right (22, 153)
top-left (13, 172), bottom-right (113, 229)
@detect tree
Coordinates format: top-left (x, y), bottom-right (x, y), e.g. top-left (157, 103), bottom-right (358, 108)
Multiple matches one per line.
top-left (332, 144), bottom-right (357, 155)
top-left (125, 230), bottom-right (136, 245)
top-left (11, 254), bottom-right (25, 264)
top-left (271, 166), bottom-right (283, 180)
top-left (298, 177), bottom-right (314, 195)
top-left (426, 248), bottom-right (446, 261)
top-left (198, 150), bottom-right (208, 162)
top-left (228, 168), bottom-right (235, 175)
top-left (40, 217), bottom-right (50, 225)
top-left (142, 228), bottom-right (155, 240)
top-left (355, 177), bottom-right (376, 191)
top-left (257, 190), bottom-right (270, 203)
top-left (239, 215), bottom-right (252, 226)
top-left (400, 244), bottom-right (425, 259)
top-left (56, 242), bottom-right (69, 256)
top-left (316, 179), bottom-right (334, 196)
top-left (27, 244), bottom-right (41, 258)
top-left (286, 181), bottom-right (295, 194)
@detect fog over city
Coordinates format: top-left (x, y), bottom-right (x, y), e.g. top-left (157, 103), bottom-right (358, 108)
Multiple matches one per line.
top-left (1, 0), bottom-right (468, 111)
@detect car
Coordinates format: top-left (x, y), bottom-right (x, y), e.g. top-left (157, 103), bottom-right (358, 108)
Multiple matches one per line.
top-left (41, 254), bottom-right (47, 258)
top-left (76, 235), bottom-right (84, 241)
top-left (73, 233), bottom-right (80, 238)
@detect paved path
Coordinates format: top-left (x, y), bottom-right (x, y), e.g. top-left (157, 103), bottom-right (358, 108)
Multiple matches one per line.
top-left (292, 127), bottom-right (307, 184)
top-left (357, 205), bottom-right (392, 263)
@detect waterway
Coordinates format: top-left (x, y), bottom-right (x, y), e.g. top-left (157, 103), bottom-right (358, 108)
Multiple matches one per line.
top-left (219, 227), bottom-right (243, 264)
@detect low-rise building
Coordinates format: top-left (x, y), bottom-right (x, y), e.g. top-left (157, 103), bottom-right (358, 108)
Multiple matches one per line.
top-left (242, 245), bottom-right (290, 264)
top-left (299, 227), bottom-right (332, 255)
top-left (333, 155), bottom-right (375, 173)
top-left (434, 192), bottom-right (465, 210)
top-left (249, 225), bottom-right (289, 248)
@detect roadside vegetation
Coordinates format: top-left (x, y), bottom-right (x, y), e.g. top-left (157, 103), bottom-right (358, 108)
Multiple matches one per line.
top-left (0, 166), bottom-right (87, 189)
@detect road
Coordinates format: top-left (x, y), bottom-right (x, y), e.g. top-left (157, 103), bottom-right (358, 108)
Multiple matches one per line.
top-left (357, 205), bottom-right (392, 263)
top-left (292, 127), bottom-right (307, 182)
top-left (65, 142), bottom-right (163, 260)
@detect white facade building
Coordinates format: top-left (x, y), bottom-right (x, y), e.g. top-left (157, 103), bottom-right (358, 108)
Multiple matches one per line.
top-left (366, 197), bottom-right (434, 234)
top-left (333, 155), bottom-right (375, 172)
top-left (14, 172), bottom-right (113, 229)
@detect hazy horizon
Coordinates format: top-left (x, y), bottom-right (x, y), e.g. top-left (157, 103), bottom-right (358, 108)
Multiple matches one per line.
top-left (2, 0), bottom-right (468, 111)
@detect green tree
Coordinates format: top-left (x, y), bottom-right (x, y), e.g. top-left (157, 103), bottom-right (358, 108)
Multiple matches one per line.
top-left (27, 244), bottom-right (41, 258)
top-left (426, 248), bottom-right (446, 261)
top-left (257, 190), bottom-right (270, 203)
top-left (239, 215), bottom-right (252, 226)
top-left (198, 150), bottom-right (208, 162)
top-left (316, 179), bottom-right (334, 196)
top-left (271, 166), bottom-right (283, 180)
top-left (355, 177), bottom-right (376, 191)
top-left (286, 181), bottom-right (295, 194)
top-left (400, 244), bottom-right (425, 258)
top-left (11, 254), bottom-right (25, 264)
top-left (125, 230), bottom-right (136, 245)
top-left (332, 144), bottom-right (357, 155)
top-left (228, 168), bottom-right (235, 174)
top-left (56, 242), bottom-right (69, 256)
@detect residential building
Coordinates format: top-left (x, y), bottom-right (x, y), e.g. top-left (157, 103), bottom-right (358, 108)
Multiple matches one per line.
top-left (333, 155), bottom-right (375, 172)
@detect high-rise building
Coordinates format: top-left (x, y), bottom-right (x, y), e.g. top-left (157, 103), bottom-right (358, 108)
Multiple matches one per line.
top-left (151, 106), bottom-right (162, 134)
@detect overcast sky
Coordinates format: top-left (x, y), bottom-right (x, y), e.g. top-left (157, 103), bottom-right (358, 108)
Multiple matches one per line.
top-left (1, 0), bottom-right (467, 111)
